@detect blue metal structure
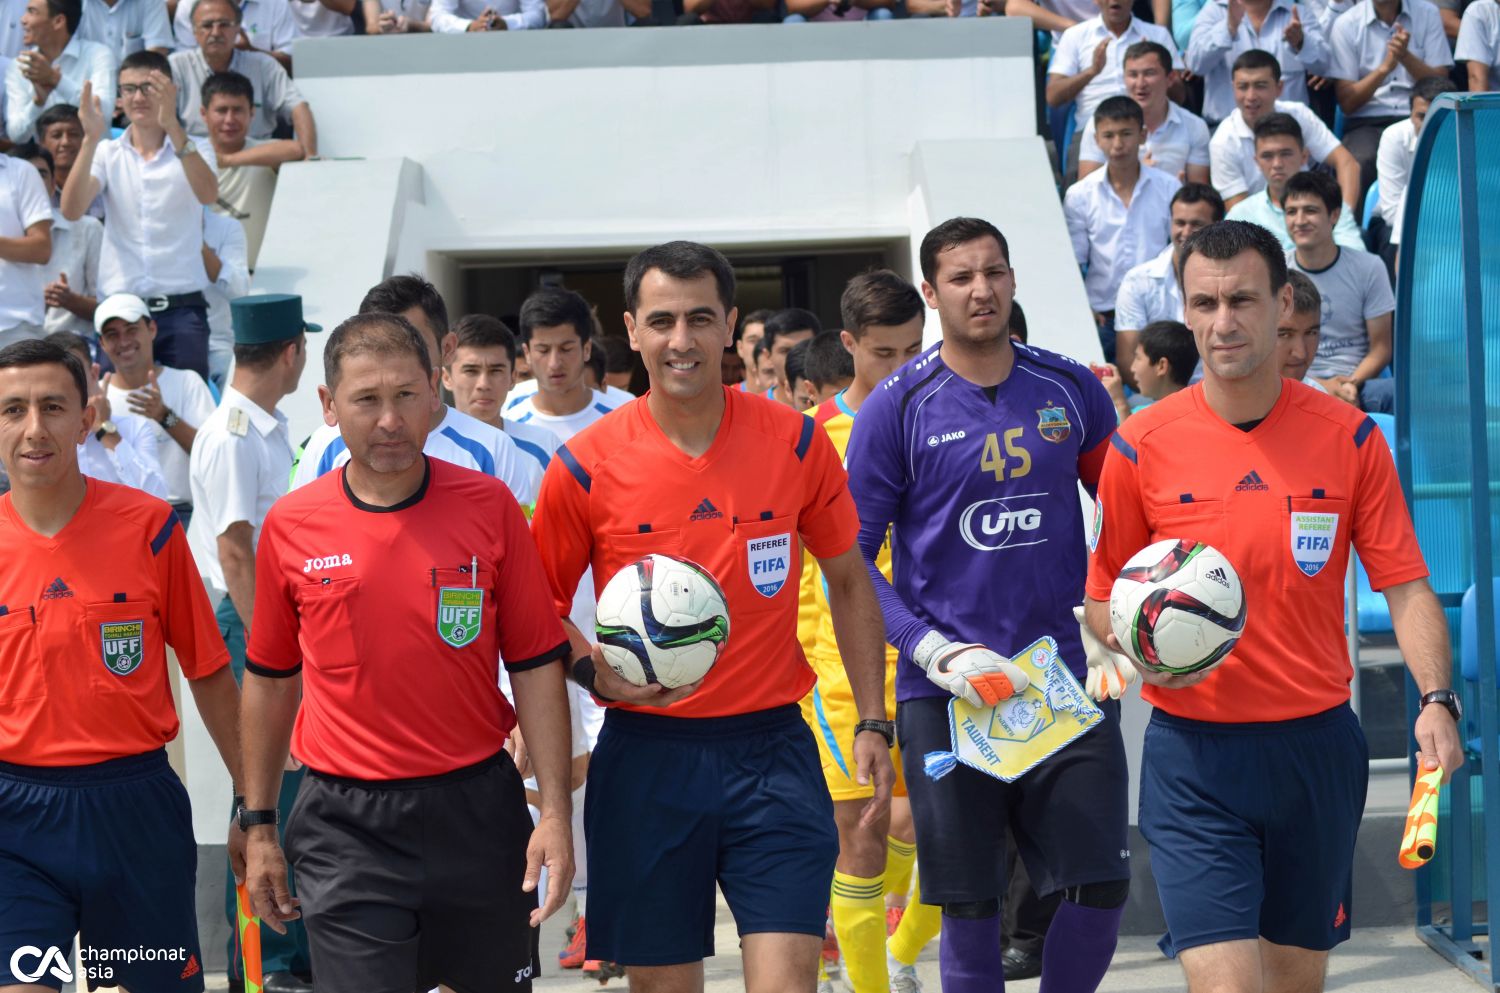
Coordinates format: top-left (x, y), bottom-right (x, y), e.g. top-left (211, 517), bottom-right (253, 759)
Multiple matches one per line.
top-left (1396, 91), bottom-right (1500, 990)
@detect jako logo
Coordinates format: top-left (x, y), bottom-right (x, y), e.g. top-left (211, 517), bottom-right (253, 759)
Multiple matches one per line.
top-left (10, 946), bottom-right (73, 984)
top-left (958, 497), bottom-right (1046, 551)
top-left (926, 430), bottom-right (967, 448)
top-left (303, 554), bottom-right (353, 573)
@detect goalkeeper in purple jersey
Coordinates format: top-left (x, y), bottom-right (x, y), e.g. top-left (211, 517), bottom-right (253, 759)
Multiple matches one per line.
top-left (843, 217), bottom-right (1134, 993)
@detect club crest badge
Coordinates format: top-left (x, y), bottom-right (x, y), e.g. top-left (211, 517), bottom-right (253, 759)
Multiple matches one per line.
top-left (100, 620), bottom-right (145, 675)
top-left (1290, 512), bottom-right (1339, 577)
top-left (1037, 403), bottom-right (1071, 443)
top-left (437, 587), bottom-right (485, 648)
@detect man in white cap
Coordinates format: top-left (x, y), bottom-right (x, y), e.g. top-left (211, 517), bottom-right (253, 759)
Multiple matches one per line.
top-left (96, 291), bottom-right (217, 522)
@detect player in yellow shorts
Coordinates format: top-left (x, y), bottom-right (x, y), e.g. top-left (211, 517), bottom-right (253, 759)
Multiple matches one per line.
top-left (799, 275), bottom-right (941, 993)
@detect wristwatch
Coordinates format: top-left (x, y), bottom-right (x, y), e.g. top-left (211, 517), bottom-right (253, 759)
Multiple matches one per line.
top-left (160, 408), bottom-right (180, 430)
top-left (94, 419), bottom-right (118, 442)
top-left (237, 806), bottom-right (278, 830)
top-left (855, 718), bottom-right (896, 748)
top-left (1420, 689), bottom-right (1462, 723)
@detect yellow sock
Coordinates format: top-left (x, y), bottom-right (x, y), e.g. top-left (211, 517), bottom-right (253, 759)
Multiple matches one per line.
top-left (832, 870), bottom-right (888, 992)
top-left (885, 836), bottom-right (917, 901)
top-left (887, 871), bottom-right (941, 967)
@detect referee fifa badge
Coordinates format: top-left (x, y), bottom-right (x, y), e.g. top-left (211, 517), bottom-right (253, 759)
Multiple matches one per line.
top-left (437, 587), bottom-right (485, 648)
top-left (1037, 403), bottom-right (1071, 443)
top-left (100, 620), bottom-right (146, 675)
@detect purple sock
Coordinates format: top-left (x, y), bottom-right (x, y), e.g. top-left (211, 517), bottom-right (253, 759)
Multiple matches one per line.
top-left (939, 912), bottom-right (1004, 993)
top-left (1039, 899), bottom-right (1124, 993)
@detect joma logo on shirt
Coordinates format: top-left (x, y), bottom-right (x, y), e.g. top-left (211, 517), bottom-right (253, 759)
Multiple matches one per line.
top-left (304, 554), bottom-right (353, 573)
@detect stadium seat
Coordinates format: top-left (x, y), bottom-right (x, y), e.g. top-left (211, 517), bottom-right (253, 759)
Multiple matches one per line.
top-left (1362, 179), bottom-right (1380, 230)
top-left (1354, 412), bottom-right (1397, 636)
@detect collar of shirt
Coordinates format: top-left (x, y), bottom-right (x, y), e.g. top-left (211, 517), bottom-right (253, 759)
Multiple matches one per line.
top-left (219, 385), bottom-right (286, 437)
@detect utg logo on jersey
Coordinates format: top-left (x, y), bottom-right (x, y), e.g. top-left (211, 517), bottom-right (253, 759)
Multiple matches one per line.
top-left (958, 495), bottom-right (1048, 552)
top-left (926, 430), bottom-right (966, 448)
top-left (303, 554), bottom-right (353, 573)
top-left (1235, 471), bottom-right (1270, 492)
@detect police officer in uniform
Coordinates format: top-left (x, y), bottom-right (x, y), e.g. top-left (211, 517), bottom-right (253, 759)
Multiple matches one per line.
top-left (186, 294), bottom-right (319, 993)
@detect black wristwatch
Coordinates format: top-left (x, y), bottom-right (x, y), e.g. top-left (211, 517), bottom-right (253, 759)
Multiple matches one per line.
top-left (855, 718), bottom-right (896, 748)
top-left (1420, 689), bottom-right (1462, 723)
top-left (237, 807), bottom-right (279, 830)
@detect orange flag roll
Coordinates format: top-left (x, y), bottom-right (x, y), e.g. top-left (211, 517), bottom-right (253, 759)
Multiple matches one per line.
top-left (1398, 766), bottom-right (1443, 869)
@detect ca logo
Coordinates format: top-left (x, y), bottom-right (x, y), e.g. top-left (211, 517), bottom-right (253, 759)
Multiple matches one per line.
top-left (10, 945), bottom-right (73, 983)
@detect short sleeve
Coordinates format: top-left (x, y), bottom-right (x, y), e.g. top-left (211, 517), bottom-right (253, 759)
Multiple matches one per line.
top-left (155, 509), bottom-right (231, 679)
top-left (796, 420), bottom-right (859, 561)
top-left (15, 163), bottom-right (52, 229)
top-left (491, 492), bottom-right (569, 671)
top-left (530, 447), bottom-right (598, 618)
top-left (1085, 432), bottom-right (1153, 600)
top-left (1349, 420), bottom-right (1428, 590)
top-left (245, 511), bottom-right (301, 674)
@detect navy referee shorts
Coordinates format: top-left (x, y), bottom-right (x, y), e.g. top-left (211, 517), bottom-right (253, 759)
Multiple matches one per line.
top-left (583, 704), bottom-right (838, 966)
top-left (1140, 703), bottom-right (1368, 957)
top-left (0, 748), bottom-right (203, 992)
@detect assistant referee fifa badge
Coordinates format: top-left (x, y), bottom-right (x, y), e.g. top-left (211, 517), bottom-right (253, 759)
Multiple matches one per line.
top-left (100, 620), bottom-right (146, 675)
top-left (437, 588), bottom-right (485, 648)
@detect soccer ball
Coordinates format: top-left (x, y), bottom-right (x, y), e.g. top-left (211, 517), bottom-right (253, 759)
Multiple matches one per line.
top-left (595, 554), bottom-right (730, 688)
top-left (1109, 539), bottom-right (1247, 675)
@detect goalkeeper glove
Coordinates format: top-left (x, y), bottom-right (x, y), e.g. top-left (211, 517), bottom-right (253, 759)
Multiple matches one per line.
top-left (1074, 605), bottom-right (1136, 701)
top-left (913, 631), bottom-right (1029, 708)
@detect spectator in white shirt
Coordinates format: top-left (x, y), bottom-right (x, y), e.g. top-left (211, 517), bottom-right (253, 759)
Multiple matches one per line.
top-left (287, 0), bottom-right (354, 36)
top-left (201, 205), bottom-right (248, 385)
top-left (173, 0), bottom-right (296, 72)
top-left (430, 0), bottom-right (546, 31)
top-left (1328, 0), bottom-right (1452, 201)
top-left (1188, 0), bottom-right (1330, 124)
top-left (1064, 95), bottom-right (1180, 361)
top-left (1113, 181), bottom-right (1224, 388)
top-left (49, 328), bottom-right (168, 495)
top-left (363, 0), bottom-right (433, 30)
top-left (0, 148), bottom-right (52, 347)
top-left (1046, 0), bottom-right (1184, 178)
top-left (1456, 0), bottom-right (1500, 90)
top-left (76, 0), bottom-right (172, 60)
top-left (5, 0), bottom-right (115, 142)
top-left (1375, 74), bottom-right (1454, 247)
top-left (1227, 112), bottom-right (1369, 250)
top-left (12, 143), bottom-right (101, 336)
top-left (200, 70), bottom-right (300, 270)
top-left (61, 52), bottom-right (220, 379)
top-left (1284, 170), bottom-right (1395, 411)
top-left (95, 291), bottom-right (219, 513)
top-left (1079, 40), bottom-right (1211, 184)
top-left (1209, 49), bottom-right (1360, 209)
top-left (170, 0), bottom-right (315, 155)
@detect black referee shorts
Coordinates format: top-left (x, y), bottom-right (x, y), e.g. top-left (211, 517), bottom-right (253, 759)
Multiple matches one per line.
top-left (284, 751), bottom-right (539, 993)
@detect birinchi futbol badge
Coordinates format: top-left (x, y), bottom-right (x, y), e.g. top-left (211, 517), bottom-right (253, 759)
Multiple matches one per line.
top-left (436, 588), bottom-right (485, 648)
top-left (1037, 403), bottom-right (1071, 443)
top-left (99, 620), bottom-right (145, 675)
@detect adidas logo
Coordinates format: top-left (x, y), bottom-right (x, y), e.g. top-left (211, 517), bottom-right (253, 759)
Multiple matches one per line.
top-left (1206, 566), bottom-right (1230, 589)
top-left (689, 498), bottom-right (723, 522)
top-left (1234, 470), bottom-right (1270, 492)
top-left (41, 577), bottom-right (73, 600)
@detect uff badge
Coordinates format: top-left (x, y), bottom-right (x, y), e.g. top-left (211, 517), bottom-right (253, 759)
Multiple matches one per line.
top-left (1290, 511), bottom-right (1339, 577)
top-left (746, 533), bottom-right (792, 597)
top-left (100, 620), bottom-right (145, 676)
top-left (437, 587), bottom-right (485, 648)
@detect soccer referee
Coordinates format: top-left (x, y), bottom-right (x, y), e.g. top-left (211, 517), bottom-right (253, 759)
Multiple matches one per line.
top-left (239, 314), bottom-right (575, 993)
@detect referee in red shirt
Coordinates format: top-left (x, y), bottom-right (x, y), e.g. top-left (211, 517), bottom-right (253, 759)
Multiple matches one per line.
top-left (239, 314), bottom-right (575, 993)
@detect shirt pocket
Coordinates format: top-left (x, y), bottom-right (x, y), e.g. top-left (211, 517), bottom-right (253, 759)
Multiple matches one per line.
top-left (0, 607), bottom-right (41, 712)
top-left (730, 516), bottom-right (798, 615)
top-left (431, 564), bottom-right (495, 652)
top-left (84, 599), bottom-right (163, 699)
top-left (294, 578), bottom-right (360, 671)
top-left (1281, 495), bottom-right (1350, 591)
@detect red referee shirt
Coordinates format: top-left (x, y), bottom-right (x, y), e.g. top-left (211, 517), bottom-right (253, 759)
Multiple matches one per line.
top-left (248, 458), bottom-right (569, 780)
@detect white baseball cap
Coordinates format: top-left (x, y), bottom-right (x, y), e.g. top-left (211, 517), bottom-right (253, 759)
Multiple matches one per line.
top-left (94, 293), bottom-right (152, 335)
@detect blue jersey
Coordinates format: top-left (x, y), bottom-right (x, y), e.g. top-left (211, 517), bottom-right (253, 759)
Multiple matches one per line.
top-left (844, 342), bottom-right (1116, 700)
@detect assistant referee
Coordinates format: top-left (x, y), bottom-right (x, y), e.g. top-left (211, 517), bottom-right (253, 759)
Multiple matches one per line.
top-left (239, 314), bottom-right (575, 993)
